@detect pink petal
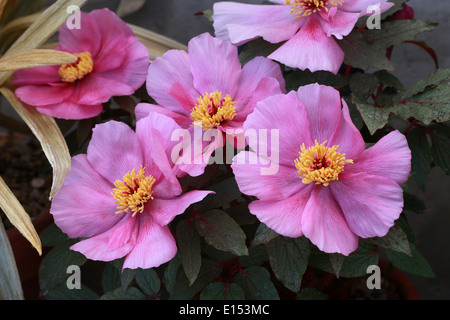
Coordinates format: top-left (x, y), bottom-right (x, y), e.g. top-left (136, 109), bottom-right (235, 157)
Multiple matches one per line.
top-left (232, 151), bottom-right (306, 201)
top-left (123, 214), bottom-right (178, 269)
top-left (70, 215), bottom-right (137, 262)
top-left (15, 83), bottom-right (73, 106)
top-left (87, 120), bottom-right (143, 183)
top-left (149, 190), bottom-right (213, 226)
top-left (12, 65), bottom-right (60, 86)
top-left (295, 83), bottom-right (342, 145)
top-left (349, 130), bottom-right (411, 184)
top-left (268, 16), bottom-right (344, 73)
top-left (319, 9), bottom-right (360, 39)
top-left (146, 49), bottom-right (198, 114)
top-left (212, 2), bottom-right (303, 45)
top-left (328, 98), bottom-right (365, 160)
top-left (188, 33), bottom-right (241, 97)
top-left (243, 92), bottom-right (313, 166)
top-left (77, 74), bottom-right (135, 105)
top-left (50, 185), bottom-right (120, 238)
top-left (301, 185), bottom-right (359, 255)
top-left (35, 100), bottom-right (103, 120)
top-left (342, 0), bottom-right (393, 15)
top-left (64, 154), bottom-right (112, 191)
top-left (107, 215), bottom-right (138, 251)
top-left (330, 172), bottom-right (404, 238)
top-left (135, 103), bottom-right (193, 128)
top-left (249, 184), bottom-right (313, 238)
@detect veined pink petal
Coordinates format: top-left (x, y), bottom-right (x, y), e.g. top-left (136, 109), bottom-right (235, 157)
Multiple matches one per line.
top-left (212, 2), bottom-right (303, 45)
top-left (232, 151), bottom-right (305, 201)
top-left (349, 130), bottom-right (411, 184)
top-left (268, 16), bottom-right (344, 73)
top-left (135, 103), bottom-right (192, 128)
top-left (107, 215), bottom-right (138, 251)
top-left (64, 154), bottom-right (112, 191)
top-left (301, 185), bottom-right (359, 255)
top-left (249, 184), bottom-right (313, 238)
top-left (243, 92), bottom-right (313, 166)
top-left (188, 33), bottom-right (241, 97)
top-left (87, 120), bottom-right (143, 183)
top-left (342, 0), bottom-right (393, 16)
top-left (330, 172), bottom-right (404, 238)
top-left (15, 83), bottom-right (73, 106)
top-left (12, 65), bottom-right (60, 86)
top-left (149, 190), bottom-right (213, 226)
top-left (50, 184), bottom-right (121, 238)
top-left (146, 49), bottom-right (198, 114)
top-left (77, 74), bottom-right (134, 105)
top-left (35, 101), bottom-right (103, 120)
top-left (319, 9), bottom-right (360, 39)
top-left (123, 214), bottom-right (178, 269)
top-left (295, 83), bottom-right (343, 145)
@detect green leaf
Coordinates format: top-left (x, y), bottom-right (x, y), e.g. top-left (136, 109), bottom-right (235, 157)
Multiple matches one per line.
top-left (163, 253), bottom-right (181, 294)
top-left (202, 177), bottom-right (243, 211)
top-left (349, 72), bottom-right (380, 97)
top-left (39, 223), bottom-right (68, 247)
top-left (252, 222), bottom-right (279, 247)
top-left (429, 124), bottom-right (450, 174)
top-left (234, 266), bottom-right (280, 300)
top-left (297, 288), bottom-right (327, 300)
top-left (120, 268), bottom-right (137, 292)
top-left (101, 263), bottom-right (121, 293)
top-left (240, 245), bottom-right (269, 268)
top-left (195, 209), bottom-right (248, 256)
top-left (407, 127), bottom-right (432, 190)
top-left (99, 287), bottom-right (146, 300)
top-left (329, 253), bottom-right (346, 278)
top-left (397, 69), bottom-right (450, 101)
top-left (338, 30), bottom-right (393, 71)
top-left (169, 259), bottom-right (223, 300)
top-left (39, 239), bottom-right (87, 295)
top-left (136, 268), bottom-right (161, 298)
top-left (365, 223), bottom-right (411, 256)
top-left (373, 70), bottom-right (404, 90)
top-left (352, 93), bottom-right (393, 135)
top-left (265, 236), bottom-right (310, 292)
top-left (284, 69), bottom-right (349, 92)
top-left (386, 243), bottom-right (435, 278)
top-left (45, 282), bottom-right (99, 300)
top-left (200, 282), bottom-right (245, 300)
top-left (365, 19), bottom-right (437, 49)
top-left (380, 0), bottom-right (408, 20)
top-left (403, 192), bottom-right (426, 214)
top-left (176, 219), bottom-right (202, 285)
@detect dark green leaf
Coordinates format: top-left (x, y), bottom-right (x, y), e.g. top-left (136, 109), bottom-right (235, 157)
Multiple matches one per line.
top-left (373, 70), bottom-right (404, 90)
top-left (136, 268), bottom-right (161, 298)
top-left (397, 69), bottom-right (450, 101)
top-left (163, 253), bottom-right (181, 294)
top-left (176, 219), bottom-right (202, 285)
top-left (200, 282), bottom-right (245, 300)
top-left (39, 223), bottom-right (68, 247)
top-left (338, 30), bottom-right (393, 71)
top-left (407, 127), bottom-right (432, 190)
top-left (101, 263), bottom-right (121, 293)
top-left (352, 93), bottom-right (393, 135)
top-left (349, 72), bottom-right (380, 97)
top-left (195, 209), bottom-right (248, 256)
top-left (429, 124), bottom-right (450, 174)
top-left (120, 268), bottom-right (137, 292)
top-left (39, 239), bottom-right (87, 295)
top-left (252, 222), bottom-right (279, 247)
top-left (45, 282), bottom-right (99, 300)
top-left (386, 243), bottom-right (435, 278)
top-left (329, 253), bottom-right (346, 278)
top-left (297, 288), bottom-right (327, 300)
top-left (99, 287), bottom-right (146, 300)
top-left (265, 236), bottom-right (310, 292)
top-left (239, 245), bottom-right (269, 268)
top-left (403, 192), bottom-right (426, 214)
top-left (284, 69), bottom-right (349, 92)
top-left (238, 38), bottom-right (282, 66)
top-left (380, 0), bottom-right (408, 20)
top-left (202, 177), bottom-right (242, 211)
top-left (365, 223), bottom-right (411, 256)
top-left (234, 266), bottom-right (280, 300)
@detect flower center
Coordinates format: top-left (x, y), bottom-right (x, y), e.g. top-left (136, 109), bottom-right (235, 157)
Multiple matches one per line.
top-left (190, 91), bottom-right (236, 130)
top-left (294, 140), bottom-right (352, 186)
top-left (111, 166), bottom-right (156, 217)
top-left (284, 0), bottom-right (344, 17)
top-left (59, 52), bottom-right (93, 83)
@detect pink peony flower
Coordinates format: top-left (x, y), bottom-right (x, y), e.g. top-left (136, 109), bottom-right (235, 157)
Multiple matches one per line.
top-left (212, 0), bottom-right (393, 74)
top-left (232, 83), bottom-right (411, 255)
top-left (50, 112), bottom-right (212, 269)
top-left (136, 32), bottom-right (285, 177)
top-left (13, 8), bottom-right (149, 120)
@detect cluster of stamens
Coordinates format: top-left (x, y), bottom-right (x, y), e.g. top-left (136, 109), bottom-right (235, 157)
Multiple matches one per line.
top-left (59, 52), bottom-right (93, 83)
top-left (190, 91), bottom-right (236, 130)
top-left (294, 140), bottom-right (352, 186)
top-left (111, 166), bottom-right (156, 217)
top-left (284, 0), bottom-right (344, 17)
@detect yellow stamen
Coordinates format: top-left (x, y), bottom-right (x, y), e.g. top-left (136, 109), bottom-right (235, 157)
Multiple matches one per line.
top-left (284, 0), bottom-right (344, 17)
top-left (111, 166), bottom-right (156, 217)
top-left (190, 91), bottom-right (236, 131)
top-left (294, 140), bottom-right (352, 186)
top-left (59, 52), bottom-right (93, 83)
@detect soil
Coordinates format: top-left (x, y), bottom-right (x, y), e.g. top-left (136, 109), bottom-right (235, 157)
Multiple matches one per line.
top-left (0, 131), bottom-right (52, 229)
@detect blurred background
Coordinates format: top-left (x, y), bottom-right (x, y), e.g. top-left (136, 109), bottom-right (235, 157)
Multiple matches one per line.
top-left (1, 0), bottom-right (449, 299)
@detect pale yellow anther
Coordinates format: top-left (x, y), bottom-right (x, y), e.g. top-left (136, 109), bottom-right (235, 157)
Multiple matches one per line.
top-left (294, 140), bottom-right (352, 186)
top-left (190, 91), bottom-right (236, 130)
top-left (112, 166), bottom-right (156, 217)
top-left (284, 0), bottom-right (344, 17)
top-left (59, 52), bottom-right (93, 83)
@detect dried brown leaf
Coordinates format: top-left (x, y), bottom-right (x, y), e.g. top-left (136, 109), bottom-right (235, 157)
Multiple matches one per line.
top-left (0, 49), bottom-right (76, 71)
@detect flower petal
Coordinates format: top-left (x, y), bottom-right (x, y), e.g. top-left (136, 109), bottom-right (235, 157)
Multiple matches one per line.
top-left (301, 185), bottom-right (359, 255)
top-left (319, 9), bottom-right (360, 39)
top-left (64, 154), bottom-right (112, 191)
top-left (212, 2), bottom-right (303, 45)
top-left (15, 83), bottom-right (73, 106)
top-left (122, 214), bottom-right (177, 269)
top-left (87, 120), bottom-right (143, 183)
top-left (12, 65), bottom-right (60, 86)
top-left (188, 33), bottom-right (241, 97)
top-left (349, 130), bottom-right (411, 184)
top-left (135, 103), bottom-right (193, 129)
top-left (330, 172), bottom-right (404, 238)
top-left (268, 16), bottom-right (344, 73)
top-left (35, 101), bottom-right (103, 120)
